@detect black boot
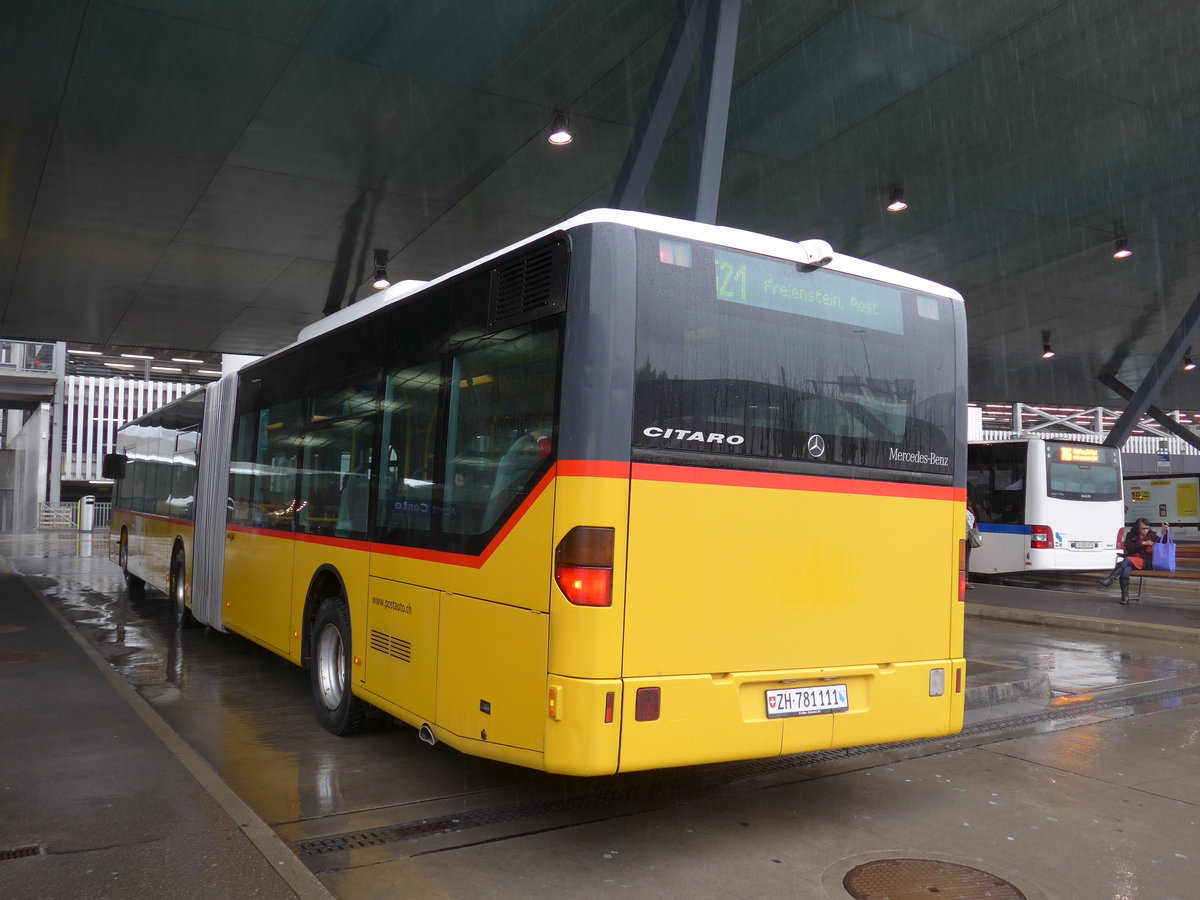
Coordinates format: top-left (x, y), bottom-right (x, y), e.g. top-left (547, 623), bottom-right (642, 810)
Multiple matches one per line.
top-left (1119, 583), bottom-right (1130, 605)
top-left (1100, 565), bottom-right (1120, 588)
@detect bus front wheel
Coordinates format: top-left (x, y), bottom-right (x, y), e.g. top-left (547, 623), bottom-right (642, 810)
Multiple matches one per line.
top-left (311, 598), bottom-right (368, 736)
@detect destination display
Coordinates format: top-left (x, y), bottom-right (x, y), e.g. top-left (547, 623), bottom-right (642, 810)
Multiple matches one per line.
top-left (714, 249), bottom-right (906, 335)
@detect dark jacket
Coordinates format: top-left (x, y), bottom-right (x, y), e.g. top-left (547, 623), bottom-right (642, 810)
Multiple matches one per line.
top-left (1123, 527), bottom-right (1157, 567)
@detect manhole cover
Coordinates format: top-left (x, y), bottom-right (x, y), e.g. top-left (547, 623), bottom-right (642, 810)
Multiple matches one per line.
top-left (844, 858), bottom-right (1026, 899)
top-left (0, 650), bottom-right (54, 665)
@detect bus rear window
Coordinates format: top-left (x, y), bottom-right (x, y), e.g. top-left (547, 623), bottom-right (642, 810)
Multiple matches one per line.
top-left (1045, 443), bottom-right (1121, 501)
top-left (632, 233), bottom-right (957, 476)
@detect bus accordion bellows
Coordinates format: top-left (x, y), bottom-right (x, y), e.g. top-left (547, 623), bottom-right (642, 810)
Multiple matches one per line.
top-left (106, 209), bottom-right (967, 775)
top-left (966, 438), bottom-right (1124, 574)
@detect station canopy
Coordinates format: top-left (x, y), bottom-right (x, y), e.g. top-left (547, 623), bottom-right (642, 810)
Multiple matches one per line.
top-left (4, 0), bottom-right (1200, 410)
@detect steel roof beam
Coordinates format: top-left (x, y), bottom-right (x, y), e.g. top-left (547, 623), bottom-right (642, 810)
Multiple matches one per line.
top-left (684, 0), bottom-right (742, 224)
top-left (610, 0), bottom-right (710, 212)
top-left (1099, 373), bottom-right (1200, 452)
top-left (1103, 289), bottom-right (1200, 447)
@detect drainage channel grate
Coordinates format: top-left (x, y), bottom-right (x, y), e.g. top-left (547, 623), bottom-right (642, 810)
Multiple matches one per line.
top-left (292, 681), bottom-right (1200, 858)
top-left (1, 845), bottom-right (44, 862)
top-left (295, 784), bottom-right (650, 857)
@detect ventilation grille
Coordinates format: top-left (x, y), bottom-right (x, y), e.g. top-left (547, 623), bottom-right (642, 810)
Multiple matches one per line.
top-left (488, 240), bottom-right (566, 330)
top-left (369, 630), bottom-right (411, 662)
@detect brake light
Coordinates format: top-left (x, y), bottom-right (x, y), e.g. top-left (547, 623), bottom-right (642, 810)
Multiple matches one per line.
top-left (555, 526), bottom-right (614, 607)
top-left (635, 687), bottom-right (660, 721)
top-left (1029, 525), bottom-right (1054, 549)
top-left (1116, 526), bottom-right (1125, 547)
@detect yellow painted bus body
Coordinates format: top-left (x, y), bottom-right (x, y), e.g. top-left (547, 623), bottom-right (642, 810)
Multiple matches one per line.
top-left (218, 461), bottom-right (964, 775)
top-left (111, 509), bottom-right (194, 598)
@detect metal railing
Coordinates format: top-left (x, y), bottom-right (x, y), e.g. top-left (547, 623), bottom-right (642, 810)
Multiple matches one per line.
top-left (36, 500), bottom-right (112, 531)
top-left (37, 503), bottom-right (77, 530)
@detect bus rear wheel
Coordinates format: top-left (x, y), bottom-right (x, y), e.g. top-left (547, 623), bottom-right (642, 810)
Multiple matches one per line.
top-left (118, 528), bottom-right (144, 596)
top-left (171, 553), bottom-right (200, 629)
top-left (311, 598), bottom-right (367, 735)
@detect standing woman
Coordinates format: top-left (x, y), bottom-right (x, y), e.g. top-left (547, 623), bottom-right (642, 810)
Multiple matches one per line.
top-left (1100, 517), bottom-right (1169, 604)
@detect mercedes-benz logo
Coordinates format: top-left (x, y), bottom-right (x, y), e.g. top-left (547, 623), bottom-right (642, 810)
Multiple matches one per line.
top-left (806, 434), bottom-right (826, 458)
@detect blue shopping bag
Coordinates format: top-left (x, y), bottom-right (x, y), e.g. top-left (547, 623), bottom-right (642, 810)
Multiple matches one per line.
top-left (1151, 530), bottom-right (1176, 573)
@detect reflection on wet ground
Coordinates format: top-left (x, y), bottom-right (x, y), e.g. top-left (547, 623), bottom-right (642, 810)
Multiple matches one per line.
top-left (966, 615), bottom-right (1200, 697)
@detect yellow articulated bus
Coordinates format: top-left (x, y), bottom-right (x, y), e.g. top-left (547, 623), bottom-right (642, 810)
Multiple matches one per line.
top-left (107, 209), bottom-right (967, 775)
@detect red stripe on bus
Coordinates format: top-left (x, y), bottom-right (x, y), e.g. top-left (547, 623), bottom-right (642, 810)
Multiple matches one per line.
top-left (630, 462), bottom-right (963, 502)
top-left (557, 459), bottom-right (630, 479)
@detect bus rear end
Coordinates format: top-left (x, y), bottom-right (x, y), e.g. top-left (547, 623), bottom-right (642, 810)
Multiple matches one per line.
top-left (1029, 441), bottom-right (1124, 570)
top-left (547, 220), bottom-right (966, 774)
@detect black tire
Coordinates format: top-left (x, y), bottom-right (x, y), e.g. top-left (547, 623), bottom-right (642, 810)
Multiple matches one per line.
top-left (311, 598), bottom-right (368, 735)
top-left (171, 553), bottom-right (200, 629)
top-left (118, 529), bottom-right (145, 596)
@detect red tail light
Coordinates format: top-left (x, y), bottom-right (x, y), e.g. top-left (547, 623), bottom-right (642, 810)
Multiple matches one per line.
top-left (1029, 525), bottom-right (1054, 549)
top-left (1116, 526), bottom-right (1125, 547)
top-left (635, 687), bottom-right (660, 721)
top-left (555, 526), bottom-right (614, 607)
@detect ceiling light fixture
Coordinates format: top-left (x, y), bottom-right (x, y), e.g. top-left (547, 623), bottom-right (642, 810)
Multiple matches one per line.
top-left (886, 185), bottom-right (907, 212)
top-left (548, 112), bottom-right (573, 146)
top-left (1112, 237), bottom-right (1132, 259)
top-left (171, 357), bottom-right (205, 364)
top-left (1185, 354), bottom-right (1197, 372)
top-left (120, 353), bottom-right (154, 360)
top-left (1041, 330), bottom-right (1055, 359)
top-left (372, 248), bottom-right (390, 290)
top-left (67, 349), bottom-right (103, 356)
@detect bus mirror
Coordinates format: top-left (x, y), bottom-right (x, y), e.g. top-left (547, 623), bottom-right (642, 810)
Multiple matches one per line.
top-left (101, 453), bottom-right (127, 479)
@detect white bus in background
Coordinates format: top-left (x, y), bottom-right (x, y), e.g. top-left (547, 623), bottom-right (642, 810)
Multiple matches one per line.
top-left (967, 438), bottom-right (1124, 574)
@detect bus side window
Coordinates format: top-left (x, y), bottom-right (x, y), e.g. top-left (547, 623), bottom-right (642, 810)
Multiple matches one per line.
top-left (376, 361), bottom-right (442, 536)
top-left (443, 325), bottom-right (559, 536)
top-left (230, 402), bottom-right (301, 529)
top-left (299, 417), bottom-right (374, 538)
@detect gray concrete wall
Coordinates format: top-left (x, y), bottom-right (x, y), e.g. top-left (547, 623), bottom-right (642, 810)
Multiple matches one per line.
top-left (8, 406), bottom-right (47, 532)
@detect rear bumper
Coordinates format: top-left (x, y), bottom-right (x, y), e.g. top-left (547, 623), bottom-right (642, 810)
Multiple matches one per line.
top-left (545, 660), bottom-right (965, 775)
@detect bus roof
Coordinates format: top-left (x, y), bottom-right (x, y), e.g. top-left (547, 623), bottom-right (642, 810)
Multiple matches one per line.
top-left (289, 208), bottom-right (963, 352)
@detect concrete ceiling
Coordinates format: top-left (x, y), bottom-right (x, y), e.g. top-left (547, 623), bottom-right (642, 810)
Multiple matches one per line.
top-left (4, 0), bottom-right (1200, 409)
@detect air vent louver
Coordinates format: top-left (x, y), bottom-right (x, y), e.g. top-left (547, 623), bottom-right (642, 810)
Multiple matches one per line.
top-left (487, 239), bottom-right (567, 330)
top-left (369, 629), bottom-right (411, 662)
